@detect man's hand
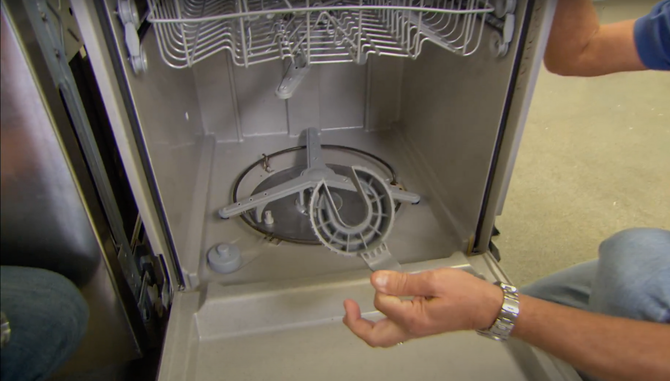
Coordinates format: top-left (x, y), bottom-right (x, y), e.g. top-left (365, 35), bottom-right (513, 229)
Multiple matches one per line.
top-left (343, 270), bottom-right (670, 380)
top-left (343, 268), bottom-right (503, 347)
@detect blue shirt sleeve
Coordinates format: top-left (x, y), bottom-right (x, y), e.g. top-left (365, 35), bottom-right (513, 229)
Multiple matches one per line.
top-left (634, 0), bottom-right (670, 70)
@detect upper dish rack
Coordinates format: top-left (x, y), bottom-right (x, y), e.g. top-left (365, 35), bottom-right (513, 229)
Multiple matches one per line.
top-left (145, 0), bottom-right (503, 69)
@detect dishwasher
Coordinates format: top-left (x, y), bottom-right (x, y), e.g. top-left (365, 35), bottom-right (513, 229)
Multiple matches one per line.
top-left (19, 0), bottom-right (580, 379)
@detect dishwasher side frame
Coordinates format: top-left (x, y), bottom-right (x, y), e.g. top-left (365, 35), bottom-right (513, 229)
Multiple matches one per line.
top-left (474, 0), bottom-right (558, 254)
top-left (71, 0), bottom-right (186, 294)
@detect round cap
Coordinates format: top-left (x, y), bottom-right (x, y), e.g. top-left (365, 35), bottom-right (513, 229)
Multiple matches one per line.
top-left (207, 244), bottom-right (242, 274)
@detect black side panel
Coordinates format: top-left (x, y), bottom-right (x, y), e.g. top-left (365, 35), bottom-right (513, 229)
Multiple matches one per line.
top-left (69, 51), bottom-right (138, 239)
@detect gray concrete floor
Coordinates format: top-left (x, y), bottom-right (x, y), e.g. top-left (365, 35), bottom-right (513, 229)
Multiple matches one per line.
top-left (494, 0), bottom-right (670, 286)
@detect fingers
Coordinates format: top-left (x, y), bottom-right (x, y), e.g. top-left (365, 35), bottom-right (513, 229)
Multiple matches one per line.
top-left (343, 299), bottom-right (412, 348)
top-left (371, 270), bottom-right (436, 296)
top-left (373, 292), bottom-right (428, 334)
top-left (343, 299), bottom-right (373, 335)
top-left (345, 270), bottom-right (444, 346)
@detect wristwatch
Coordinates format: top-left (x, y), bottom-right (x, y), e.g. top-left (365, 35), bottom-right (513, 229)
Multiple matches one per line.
top-left (476, 281), bottom-right (520, 342)
top-left (1, 311), bottom-right (10, 348)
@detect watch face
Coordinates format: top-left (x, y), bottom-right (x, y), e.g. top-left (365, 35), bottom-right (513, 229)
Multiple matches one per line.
top-left (499, 282), bottom-right (518, 293)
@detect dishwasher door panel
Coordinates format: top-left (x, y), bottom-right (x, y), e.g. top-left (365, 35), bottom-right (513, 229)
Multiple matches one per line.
top-left (158, 254), bottom-right (580, 381)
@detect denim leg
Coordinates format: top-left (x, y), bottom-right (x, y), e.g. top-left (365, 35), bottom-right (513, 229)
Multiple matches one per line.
top-left (520, 260), bottom-right (597, 311)
top-left (589, 228), bottom-right (670, 323)
top-left (520, 229), bottom-right (669, 381)
top-left (0, 266), bottom-right (89, 381)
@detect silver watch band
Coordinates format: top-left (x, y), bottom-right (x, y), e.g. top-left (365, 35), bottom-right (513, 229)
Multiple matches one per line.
top-left (476, 281), bottom-right (520, 342)
top-left (1, 311), bottom-right (10, 348)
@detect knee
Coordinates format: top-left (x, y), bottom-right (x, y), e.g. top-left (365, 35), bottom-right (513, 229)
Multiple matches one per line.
top-left (0, 267), bottom-right (89, 380)
top-left (19, 268), bottom-right (89, 347)
top-left (39, 269), bottom-right (89, 342)
top-left (592, 228), bottom-right (670, 322)
top-left (599, 228), bottom-right (670, 265)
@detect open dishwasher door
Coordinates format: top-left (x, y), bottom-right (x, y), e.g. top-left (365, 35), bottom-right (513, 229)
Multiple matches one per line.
top-left (67, 0), bottom-right (582, 379)
top-left (158, 253), bottom-right (580, 381)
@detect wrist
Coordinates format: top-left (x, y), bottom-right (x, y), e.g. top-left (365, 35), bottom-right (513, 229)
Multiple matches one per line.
top-left (476, 282), bottom-right (520, 341)
top-left (509, 295), bottom-right (535, 339)
top-left (475, 283), bottom-right (504, 330)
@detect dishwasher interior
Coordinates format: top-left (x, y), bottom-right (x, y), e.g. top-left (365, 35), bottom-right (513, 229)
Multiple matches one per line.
top-left (69, 0), bottom-right (580, 379)
top-left (98, 0), bottom-right (529, 288)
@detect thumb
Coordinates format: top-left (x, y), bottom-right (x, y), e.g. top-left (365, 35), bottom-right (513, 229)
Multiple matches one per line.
top-left (371, 271), bottom-right (436, 296)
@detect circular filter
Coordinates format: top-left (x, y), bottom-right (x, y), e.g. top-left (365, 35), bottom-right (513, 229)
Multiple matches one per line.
top-left (309, 166), bottom-right (395, 257)
top-left (233, 145), bottom-right (402, 245)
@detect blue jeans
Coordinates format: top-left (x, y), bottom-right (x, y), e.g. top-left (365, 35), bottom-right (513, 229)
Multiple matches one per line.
top-left (521, 228), bottom-right (670, 322)
top-left (0, 266), bottom-right (89, 381)
top-left (521, 228), bottom-right (670, 380)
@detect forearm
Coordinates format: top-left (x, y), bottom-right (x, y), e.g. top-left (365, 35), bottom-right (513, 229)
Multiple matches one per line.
top-left (513, 295), bottom-right (670, 381)
top-left (545, 0), bottom-right (646, 76)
